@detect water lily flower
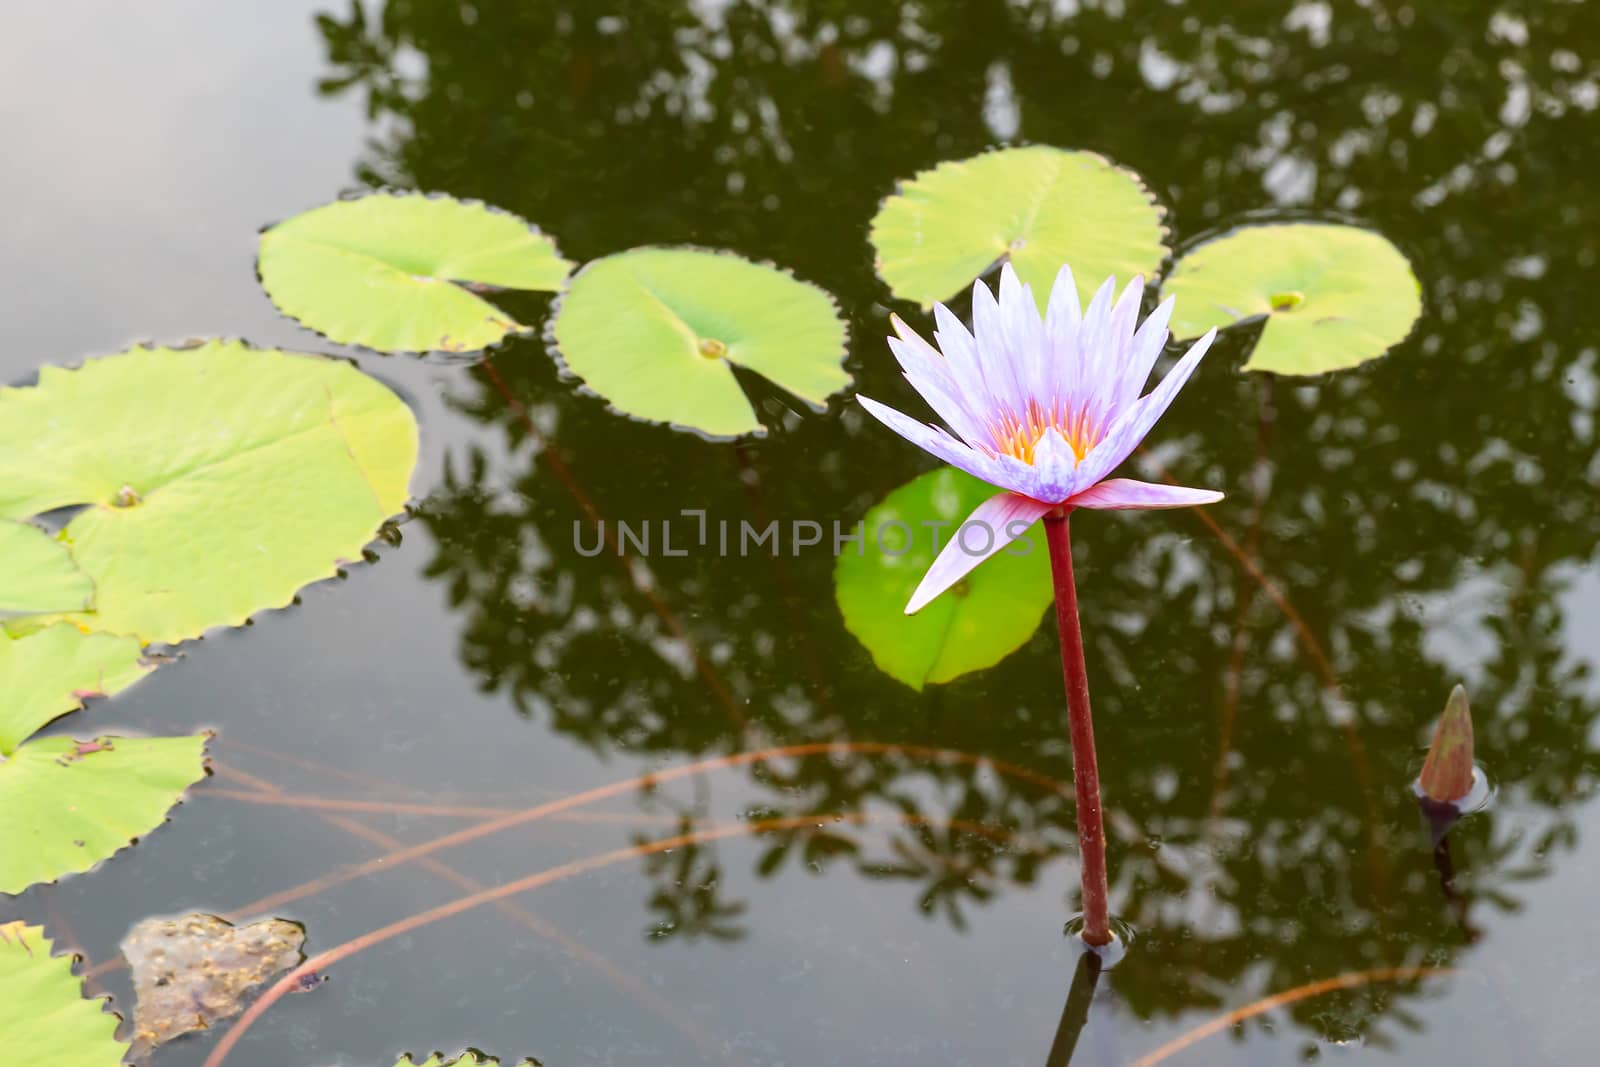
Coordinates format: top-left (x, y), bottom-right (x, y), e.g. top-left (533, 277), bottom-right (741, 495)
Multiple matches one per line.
top-left (859, 263), bottom-right (1222, 613)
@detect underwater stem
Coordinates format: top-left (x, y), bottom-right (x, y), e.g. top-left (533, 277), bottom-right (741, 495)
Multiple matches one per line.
top-left (1043, 512), bottom-right (1112, 947)
top-left (1043, 948), bottom-right (1103, 1066)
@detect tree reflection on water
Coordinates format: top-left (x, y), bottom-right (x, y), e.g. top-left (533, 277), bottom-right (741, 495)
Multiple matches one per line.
top-left (320, 0), bottom-right (1600, 1056)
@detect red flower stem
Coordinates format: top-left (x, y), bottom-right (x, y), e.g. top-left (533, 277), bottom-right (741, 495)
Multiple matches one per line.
top-left (1043, 511), bottom-right (1113, 946)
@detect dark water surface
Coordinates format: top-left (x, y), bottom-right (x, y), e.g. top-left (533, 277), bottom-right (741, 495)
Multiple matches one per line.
top-left (5, 2), bottom-right (1600, 1064)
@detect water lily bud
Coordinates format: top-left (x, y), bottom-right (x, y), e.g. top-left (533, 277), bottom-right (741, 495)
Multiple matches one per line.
top-left (1418, 684), bottom-right (1475, 804)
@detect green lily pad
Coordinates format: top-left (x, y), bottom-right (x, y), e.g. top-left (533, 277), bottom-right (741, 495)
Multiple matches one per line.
top-left (0, 625), bottom-right (151, 751)
top-left (0, 625), bottom-right (202, 895)
top-left (0, 341), bottom-right (419, 643)
top-left (1161, 222), bottom-right (1422, 375)
top-left (0, 922), bottom-right (129, 1065)
top-left (259, 192), bottom-right (573, 354)
top-left (870, 146), bottom-right (1168, 310)
top-left (0, 733), bottom-right (210, 894)
top-left (835, 467), bottom-right (1053, 690)
top-left (548, 247), bottom-right (851, 438)
top-left (0, 521), bottom-right (94, 618)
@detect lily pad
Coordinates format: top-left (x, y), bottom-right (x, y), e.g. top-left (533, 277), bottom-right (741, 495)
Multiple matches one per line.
top-left (870, 146), bottom-right (1168, 310)
top-left (0, 624), bottom-right (151, 750)
top-left (0, 521), bottom-right (94, 618)
top-left (0, 341), bottom-right (419, 643)
top-left (0, 734), bottom-right (210, 894)
top-left (1161, 222), bottom-right (1422, 375)
top-left (0, 625), bottom-right (201, 894)
top-left (0, 922), bottom-right (128, 1066)
top-left (548, 247), bottom-right (851, 438)
top-left (259, 192), bottom-right (573, 354)
top-left (124, 913), bottom-right (311, 1061)
top-left (835, 467), bottom-right (1053, 690)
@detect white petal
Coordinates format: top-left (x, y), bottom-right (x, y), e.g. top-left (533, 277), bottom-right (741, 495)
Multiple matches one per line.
top-left (1069, 478), bottom-right (1223, 510)
top-left (1012, 428), bottom-right (1081, 503)
top-left (1115, 295), bottom-right (1175, 413)
top-left (887, 319), bottom-right (987, 444)
top-left (1069, 275), bottom-right (1120, 406)
top-left (933, 301), bottom-right (995, 418)
top-left (997, 264), bottom-right (1045, 401)
top-left (905, 492), bottom-right (1055, 614)
top-left (970, 275), bottom-right (1027, 416)
top-left (1075, 327), bottom-right (1218, 488)
top-left (856, 394), bottom-right (1004, 486)
top-left (1044, 263), bottom-right (1084, 399)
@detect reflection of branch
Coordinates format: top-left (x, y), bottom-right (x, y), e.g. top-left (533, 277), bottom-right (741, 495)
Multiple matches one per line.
top-left (200, 810), bottom-right (1035, 1067)
top-left (1211, 375), bottom-right (1275, 828)
top-left (1128, 965), bottom-right (1455, 1067)
top-left (1043, 949), bottom-right (1102, 1067)
top-left (205, 783), bottom-right (675, 825)
top-left (195, 762), bottom-right (743, 1065)
top-left (477, 355), bottom-right (747, 730)
top-left (1143, 454), bottom-right (1387, 899)
top-left (224, 735), bottom-right (418, 797)
top-left (223, 741), bottom-right (1068, 920)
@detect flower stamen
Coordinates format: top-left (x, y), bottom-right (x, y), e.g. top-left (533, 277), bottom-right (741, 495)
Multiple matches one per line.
top-left (989, 402), bottom-right (1100, 465)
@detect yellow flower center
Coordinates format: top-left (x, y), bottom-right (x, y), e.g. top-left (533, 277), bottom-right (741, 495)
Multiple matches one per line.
top-left (990, 402), bottom-right (1099, 465)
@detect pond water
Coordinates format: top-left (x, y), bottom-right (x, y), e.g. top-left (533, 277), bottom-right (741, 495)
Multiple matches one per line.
top-left (5, 2), bottom-right (1600, 1065)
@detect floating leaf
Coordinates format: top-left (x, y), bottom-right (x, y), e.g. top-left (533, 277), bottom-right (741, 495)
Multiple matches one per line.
top-left (0, 626), bottom-right (200, 894)
top-left (1, 733), bottom-right (208, 894)
top-left (0, 922), bottom-right (128, 1066)
top-left (870, 146), bottom-right (1168, 310)
top-left (259, 192), bottom-right (573, 354)
top-left (548, 247), bottom-right (850, 437)
top-left (1419, 684), bottom-right (1476, 805)
top-left (835, 467), bottom-right (1053, 690)
top-left (0, 521), bottom-right (94, 618)
top-left (0, 342), bottom-right (419, 643)
top-left (124, 913), bottom-right (311, 1061)
top-left (1161, 222), bottom-right (1422, 375)
top-left (0, 624), bottom-right (150, 751)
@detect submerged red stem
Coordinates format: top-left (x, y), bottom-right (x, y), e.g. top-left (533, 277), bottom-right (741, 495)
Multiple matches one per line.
top-left (1042, 512), bottom-right (1112, 947)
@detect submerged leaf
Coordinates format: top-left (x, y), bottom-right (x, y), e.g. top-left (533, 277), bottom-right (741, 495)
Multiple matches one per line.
top-left (0, 624), bottom-right (150, 755)
top-left (123, 913), bottom-right (310, 1061)
top-left (0, 341), bottom-right (419, 643)
top-left (835, 467), bottom-right (1053, 690)
top-left (0, 922), bottom-right (128, 1066)
top-left (259, 192), bottom-right (573, 354)
top-left (870, 146), bottom-right (1168, 310)
top-left (0, 733), bottom-right (209, 894)
top-left (0, 521), bottom-right (94, 618)
top-left (1162, 222), bottom-right (1422, 375)
top-left (1419, 684), bottom-right (1476, 804)
top-left (548, 247), bottom-right (850, 437)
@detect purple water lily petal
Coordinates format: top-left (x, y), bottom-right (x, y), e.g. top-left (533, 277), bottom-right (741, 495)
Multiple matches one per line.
top-left (1044, 264), bottom-right (1084, 399)
top-left (1068, 478), bottom-right (1224, 510)
top-left (932, 302), bottom-right (993, 424)
top-left (887, 317), bottom-right (988, 444)
top-left (1011, 429), bottom-right (1081, 503)
top-left (856, 394), bottom-right (1001, 485)
top-left (906, 491), bottom-right (1054, 614)
top-left (1112, 294), bottom-right (1176, 414)
top-left (1075, 326), bottom-right (1218, 489)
